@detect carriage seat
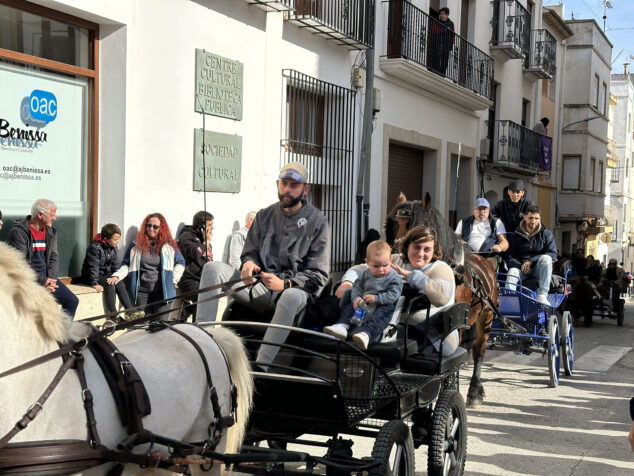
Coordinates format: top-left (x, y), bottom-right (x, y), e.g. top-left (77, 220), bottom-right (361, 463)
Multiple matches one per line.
top-left (401, 302), bottom-right (470, 375)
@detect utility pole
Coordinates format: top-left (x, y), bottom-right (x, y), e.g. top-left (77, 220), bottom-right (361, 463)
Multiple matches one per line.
top-left (357, 46), bottom-right (375, 248)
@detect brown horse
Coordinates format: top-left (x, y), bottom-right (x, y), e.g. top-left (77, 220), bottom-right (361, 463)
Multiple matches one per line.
top-left (386, 195), bottom-right (498, 407)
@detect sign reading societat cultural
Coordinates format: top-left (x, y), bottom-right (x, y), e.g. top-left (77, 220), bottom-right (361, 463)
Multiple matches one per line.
top-left (195, 49), bottom-right (243, 120)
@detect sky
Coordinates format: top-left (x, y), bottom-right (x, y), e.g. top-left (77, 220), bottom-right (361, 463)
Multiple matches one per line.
top-left (543, 0), bottom-right (634, 72)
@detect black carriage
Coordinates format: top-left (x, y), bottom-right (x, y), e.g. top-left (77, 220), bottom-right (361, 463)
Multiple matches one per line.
top-left (209, 292), bottom-right (471, 475)
top-left (586, 280), bottom-right (625, 327)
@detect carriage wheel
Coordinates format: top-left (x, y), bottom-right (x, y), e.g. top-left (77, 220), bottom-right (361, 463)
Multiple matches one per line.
top-left (616, 300), bottom-right (625, 326)
top-left (428, 390), bottom-right (467, 476)
top-left (559, 311), bottom-right (574, 376)
top-left (370, 420), bottom-right (415, 476)
top-left (547, 315), bottom-right (561, 388)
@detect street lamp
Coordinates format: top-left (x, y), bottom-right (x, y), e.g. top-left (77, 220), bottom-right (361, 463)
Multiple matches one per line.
top-left (562, 116), bottom-right (602, 131)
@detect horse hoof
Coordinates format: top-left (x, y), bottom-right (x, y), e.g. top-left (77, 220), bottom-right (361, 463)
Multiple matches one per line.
top-left (466, 396), bottom-right (483, 408)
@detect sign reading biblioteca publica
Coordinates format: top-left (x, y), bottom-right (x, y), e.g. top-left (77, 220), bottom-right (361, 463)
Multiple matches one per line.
top-left (195, 49), bottom-right (243, 120)
top-left (193, 129), bottom-right (242, 193)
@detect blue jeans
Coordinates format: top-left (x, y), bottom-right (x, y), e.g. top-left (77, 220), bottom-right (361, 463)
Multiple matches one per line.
top-left (337, 301), bottom-right (396, 343)
top-left (506, 255), bottom-right (553, 296)
top-left (52, 279), bottom-right (79, 319)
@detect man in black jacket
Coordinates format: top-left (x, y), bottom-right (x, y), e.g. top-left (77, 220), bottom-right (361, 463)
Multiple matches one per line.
top-left (505, 205), bottom-right (557, 305)
top-left (8, 198), bottom-right (79, 318)
top-left (177, 210), bottom-right (214, 316)
top-left (491, 180), bottom-right (536, 233)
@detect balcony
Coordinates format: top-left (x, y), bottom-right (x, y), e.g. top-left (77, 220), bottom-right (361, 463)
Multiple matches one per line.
top-left (523, 29), bottom-right (556, 80)
top-left (486, 120), bottom-right (551, 174)
top-left (243, 1), bottom-right (374, 48)
top-left (379, 0), bottom-right (494, 111)
top-left (490, 0), bottom-right (530, 62)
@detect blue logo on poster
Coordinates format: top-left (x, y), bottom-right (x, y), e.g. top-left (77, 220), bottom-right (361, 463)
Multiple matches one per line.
top-left (29, 90), bottom-right (57, 124)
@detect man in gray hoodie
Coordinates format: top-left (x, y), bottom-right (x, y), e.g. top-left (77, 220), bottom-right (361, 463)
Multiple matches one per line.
top-left (198, 162), bottom-right (330, 370)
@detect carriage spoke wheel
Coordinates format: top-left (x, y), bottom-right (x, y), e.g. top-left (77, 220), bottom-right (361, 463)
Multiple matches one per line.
top-left (560, 311), bottom-right (574, 376)
top-left (370, 420), bottom-right (415, 476)
top-left (547, 315), bottom-right (561, 387)
top-left (428, 390), bottom-right (467, 476)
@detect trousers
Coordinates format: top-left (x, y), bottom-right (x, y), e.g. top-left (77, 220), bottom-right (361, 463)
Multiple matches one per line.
top-left (52, 279), bottom-right (79, 319)
top-left (506, 255), bottom-right (553, 296)
top-left (337, 302), bottom-right (395, 343)
top-left (198, 261), bottom-right (309, 367)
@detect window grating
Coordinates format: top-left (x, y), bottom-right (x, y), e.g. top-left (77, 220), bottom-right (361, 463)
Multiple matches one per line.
top-left (281, 69), bottom-right (356, 272)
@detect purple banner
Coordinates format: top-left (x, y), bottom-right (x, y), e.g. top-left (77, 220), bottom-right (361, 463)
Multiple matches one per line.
top-left (540, 136), bottom-right (553, 171)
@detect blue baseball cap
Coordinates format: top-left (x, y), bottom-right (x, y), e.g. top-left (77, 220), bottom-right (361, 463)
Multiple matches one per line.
top-left (473, 197), bottom-right (490, 208)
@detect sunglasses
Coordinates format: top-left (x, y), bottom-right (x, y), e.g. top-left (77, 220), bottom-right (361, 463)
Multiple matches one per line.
top-left (145, 224), bottom-right (160, 230)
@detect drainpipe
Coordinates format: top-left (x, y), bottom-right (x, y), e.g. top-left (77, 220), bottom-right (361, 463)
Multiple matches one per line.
top-left (357, 45), bottom-right (375, 248)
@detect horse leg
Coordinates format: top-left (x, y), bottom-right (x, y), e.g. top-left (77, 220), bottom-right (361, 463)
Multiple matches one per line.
top-left (466, 307), bottom-right (492, 408)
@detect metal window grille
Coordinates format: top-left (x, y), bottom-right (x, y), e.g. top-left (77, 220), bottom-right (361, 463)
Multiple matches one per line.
top-left (611, 166), bottom-right (619, 183)
top-left (489, 119), bottom-right (547, 172)
top-left (281, 69), bottom-right (356, 272)
top-left (524, 29), bottom-right (556, 77)
top-left (490, 0), bottom-right (531, 56)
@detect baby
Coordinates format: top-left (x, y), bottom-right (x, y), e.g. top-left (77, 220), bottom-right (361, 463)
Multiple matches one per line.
top-left (324, 240), bottom-right (402, 349)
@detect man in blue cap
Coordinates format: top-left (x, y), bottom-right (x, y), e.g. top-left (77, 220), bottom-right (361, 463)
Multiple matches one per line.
top-left (197, 162), bottom-right (330, 371)
top-left (455, 197), bottom-right (508, 253)
top-left (491, 179), bottom-right (536, 233)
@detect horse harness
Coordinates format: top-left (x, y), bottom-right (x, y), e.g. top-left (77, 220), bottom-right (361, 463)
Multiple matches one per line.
top-left (0, 321), bottom-right (238, 475)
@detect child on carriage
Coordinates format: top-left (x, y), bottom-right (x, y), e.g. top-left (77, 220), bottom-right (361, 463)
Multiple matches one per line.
top-left (324, 240), bottom-right (402, 350)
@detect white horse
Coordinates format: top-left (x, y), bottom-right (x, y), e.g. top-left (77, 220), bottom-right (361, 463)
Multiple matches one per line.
top-left (0, 242), bottom-right (253, 475)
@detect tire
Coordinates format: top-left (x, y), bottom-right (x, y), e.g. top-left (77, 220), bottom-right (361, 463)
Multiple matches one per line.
top-left (559, 311), bottom-right (574, 376)
top-left (428, 390), bottom-right (467, 476)
top-left (616, 300), bottom-right (625, 326)
top-left (547, 315), bottom-right (560, 388)
top-left (370, 420), bottom-right (415, 476)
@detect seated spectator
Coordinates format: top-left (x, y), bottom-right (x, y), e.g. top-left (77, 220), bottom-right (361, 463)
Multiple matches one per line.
top-left (324, 240), bottom-right (402, 350)
top-left (505, 205), bottom-right (557, 305)
top-left (7, 198), bottom-right (79, 318)
top-left (491, 180), bottom-right (536, 234)
top-left (81, 223), bottom-right (135, 317)
top-left (111, 213), bottom-right (185, 317)
top-left (178, 211), bottom-right (214, 315)
top-left (455, 197), bottom-right (508, 253)
top-left (228, 211), bottom-right (256, 269)
top-left (337, 225), bottom-right (458, 355)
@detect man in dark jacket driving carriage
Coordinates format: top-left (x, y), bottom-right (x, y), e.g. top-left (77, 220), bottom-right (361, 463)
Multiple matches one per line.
top-left (198, 162), bottom-right (330, 370)
top-left (505, 205), bottom-right (557, 305)
top-left (491, 180), bottom-right (536, 234)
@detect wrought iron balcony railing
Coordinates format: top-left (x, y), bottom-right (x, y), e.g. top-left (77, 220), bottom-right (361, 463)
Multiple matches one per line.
top-left (490, 0), bottom-right (531, 60)
top-left (386, 0), bottom-right (494, 100)
top-left (488, 120), bottom-right (550, 172)
top-left (285, 0), bottom-right (374, 49)
top-left (524, 29), bottom-right (556, 78)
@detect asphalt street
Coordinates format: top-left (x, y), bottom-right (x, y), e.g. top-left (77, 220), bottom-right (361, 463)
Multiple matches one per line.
top-left (279, 301), bottom-right (634, 475)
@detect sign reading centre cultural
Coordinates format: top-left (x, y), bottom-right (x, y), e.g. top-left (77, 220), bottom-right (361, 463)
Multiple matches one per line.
top-left (193, 129), bottom-right (242, 193)
top-left (195, 49), bottom-right (243, 120)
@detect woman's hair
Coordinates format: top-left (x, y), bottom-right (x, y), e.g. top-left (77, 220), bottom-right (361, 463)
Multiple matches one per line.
top-left (399, 225), bottom-right (443, 262)
top-left (101, 223), bottom-right (121, 239)
top-left (135, 213), bottom-right (178, 255)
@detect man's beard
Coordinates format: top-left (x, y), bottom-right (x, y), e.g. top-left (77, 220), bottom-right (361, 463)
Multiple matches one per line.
top-left (279, 193), bottom-right (302, 208)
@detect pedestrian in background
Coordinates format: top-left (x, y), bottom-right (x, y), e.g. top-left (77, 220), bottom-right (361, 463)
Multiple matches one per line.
top-left (228, 211), bottom-right (256, 269)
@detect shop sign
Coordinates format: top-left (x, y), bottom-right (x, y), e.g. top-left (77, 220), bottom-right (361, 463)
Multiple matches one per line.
top-left (195, 49), bottom-right (243, 120)
top-left (0, 63), bottom-right (86, 207)
top-left (193, 129), bottom-right (242, 193)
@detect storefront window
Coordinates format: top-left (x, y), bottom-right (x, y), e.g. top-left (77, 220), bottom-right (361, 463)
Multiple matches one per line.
top-left (0, 1), bottom-right (96, 278)
top-left (0, 3), bottom-right (92, 68)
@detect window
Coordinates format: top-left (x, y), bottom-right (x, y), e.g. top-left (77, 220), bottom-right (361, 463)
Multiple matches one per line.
top-left (611, 166), bottom-right (620, 182)
top-left (601, 82), bottom-right (607, 115)
top-left (562, 156), bottom-right (580, 190)
top-left (598, 161), bottom-right (603, 193)
top-left (590, 157), bottom-right (596, 192)
top-left (0, 1), bottom-right (98, 278)
top-left (521, 98), bottom-right (530, 127)
top-left (282, 69), bottom-right (356, 272)
top-left (593, 74), bottom-right (600, 107)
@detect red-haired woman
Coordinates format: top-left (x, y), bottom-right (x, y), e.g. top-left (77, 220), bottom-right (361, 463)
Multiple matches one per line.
top-left (111, 213), bottom-right (185, 317)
